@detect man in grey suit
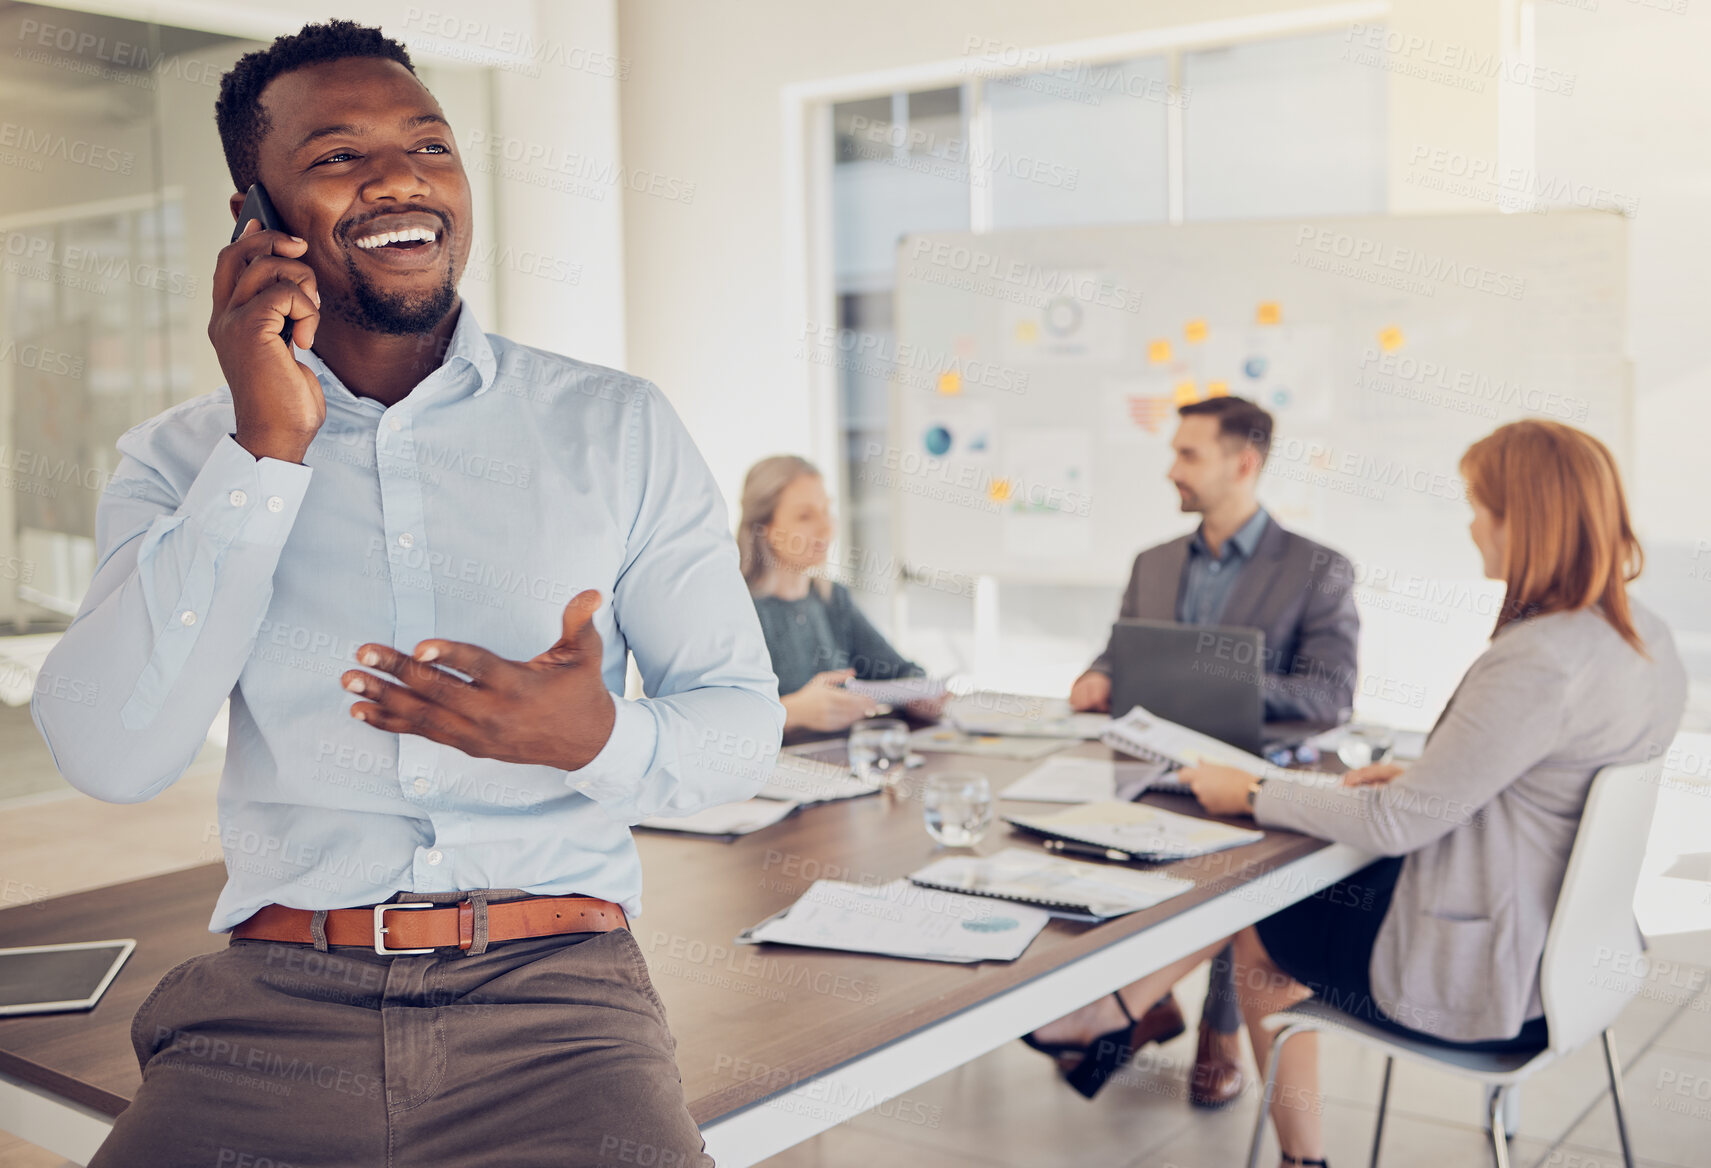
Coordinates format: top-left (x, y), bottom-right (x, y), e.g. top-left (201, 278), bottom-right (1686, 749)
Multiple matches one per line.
top-left (1068, 394), bottom-right (1360, 1106)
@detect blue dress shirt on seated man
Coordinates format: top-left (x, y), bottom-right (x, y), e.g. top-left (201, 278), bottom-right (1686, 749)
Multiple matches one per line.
top-left (31, 305), bottom-right (785, 931)
top-left (1178, 505), bottom-right (1271, 628)
top-left (1083, 495), bottom-right (1360, 725)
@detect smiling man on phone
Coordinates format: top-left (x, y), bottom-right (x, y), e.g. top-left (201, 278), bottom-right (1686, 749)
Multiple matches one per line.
top-left (31, 20), bottom-right (782, 1167)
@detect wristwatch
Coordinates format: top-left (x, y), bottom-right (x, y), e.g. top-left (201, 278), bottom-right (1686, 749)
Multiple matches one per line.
top-left (1244, 775), bottom-right (1267, 812)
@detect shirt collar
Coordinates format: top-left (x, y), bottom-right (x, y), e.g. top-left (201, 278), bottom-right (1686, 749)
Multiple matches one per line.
top-left (293, 303), bottom-right (497, 406)
top-left (1191, 506), bottom-right (1270, 562)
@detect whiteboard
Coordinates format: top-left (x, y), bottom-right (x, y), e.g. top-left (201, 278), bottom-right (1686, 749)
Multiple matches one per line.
top-left (889, 212), bottom-right (1629, 589)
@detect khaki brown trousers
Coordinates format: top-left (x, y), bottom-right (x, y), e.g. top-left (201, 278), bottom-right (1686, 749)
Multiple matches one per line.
top-left (90, 893), bottom-right (711, 1168)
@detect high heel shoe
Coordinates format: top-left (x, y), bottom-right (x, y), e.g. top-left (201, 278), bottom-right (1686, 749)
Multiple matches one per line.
top-left (1020, 992), bottom-right (1187, 1100)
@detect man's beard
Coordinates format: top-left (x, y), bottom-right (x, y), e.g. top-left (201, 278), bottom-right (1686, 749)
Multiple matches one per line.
top-left (331, 253), bottom-right (458, 335)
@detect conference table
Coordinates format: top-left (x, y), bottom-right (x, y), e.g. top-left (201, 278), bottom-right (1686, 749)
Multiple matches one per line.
top-left (0, 735), bottom-right (1371, 1166)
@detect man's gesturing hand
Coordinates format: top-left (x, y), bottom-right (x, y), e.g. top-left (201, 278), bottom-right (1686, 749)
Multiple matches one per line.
top-left (341, 590), bottom-right (618, 771)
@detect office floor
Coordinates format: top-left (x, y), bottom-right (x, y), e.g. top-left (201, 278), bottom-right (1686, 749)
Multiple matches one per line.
top-left (755, 931), bottom-right (1711, 1168)
top-left (2, 763), bottom-right (1708, 1168)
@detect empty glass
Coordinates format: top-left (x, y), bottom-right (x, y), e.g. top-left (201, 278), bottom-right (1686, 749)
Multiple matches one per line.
top-left (849, 718), bottom-right (910, 788)
top-left (923, 771), bottom-right (994, 848)
top-left (1336, 723), bottom-right (1397, 770)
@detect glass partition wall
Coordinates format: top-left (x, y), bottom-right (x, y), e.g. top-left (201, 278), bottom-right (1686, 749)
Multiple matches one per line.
top-left (0, 5), bottom-right (495, 806)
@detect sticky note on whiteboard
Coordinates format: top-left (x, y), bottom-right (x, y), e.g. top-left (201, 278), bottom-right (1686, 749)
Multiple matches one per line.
top-left (1378, 326), bottom-right (1405, 353)
top-left (1147, 339), bottom-right (1173, 363)
top-left (1256, 301), bottom-right (1282, 325)
top-left (1184, 319), bottom-right (1208, 343)
top-left (937, 370), bottom-right (963, 395)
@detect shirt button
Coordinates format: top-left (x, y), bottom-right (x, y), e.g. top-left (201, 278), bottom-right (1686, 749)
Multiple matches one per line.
top-left (228, 489), bottom-right (247, 507)
top-left (266, 496), bottom-right (284, 513)
top-left (179, 610), bottom-right (197, 626)
top-left (1210, 562), bottom-right (1221, 572)
top-left (413, 777), bottom-right (430, 795)
top-left (398, 533), bottom-right (415, 548)
top-left (425, 849), bottom-right (443, 866)
top-left (388, 416), bottom-right (403, 432)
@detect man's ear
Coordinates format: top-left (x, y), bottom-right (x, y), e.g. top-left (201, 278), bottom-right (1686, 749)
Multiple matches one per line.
top-left (228, 190), bottom-right (246, 222)
top-left (1241, 446), bottom-right (1263, 482)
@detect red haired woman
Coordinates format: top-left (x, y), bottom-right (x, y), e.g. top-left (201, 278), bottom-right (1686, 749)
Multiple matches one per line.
top-left (1024, 421), bottom-right (1686, 1167)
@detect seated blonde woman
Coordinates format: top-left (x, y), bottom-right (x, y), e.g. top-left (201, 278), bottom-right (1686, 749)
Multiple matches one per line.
top-left (1024, 420), bottom-right (1686, 1168)
top-left (739, 455), bottom-right (944, 734)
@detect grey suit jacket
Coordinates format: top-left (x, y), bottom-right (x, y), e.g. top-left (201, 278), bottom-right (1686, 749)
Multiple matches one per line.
top-left (1256, 601), bottom-right (1687, 1043)
top-left (1088, 517), bottom-right (1361, 723)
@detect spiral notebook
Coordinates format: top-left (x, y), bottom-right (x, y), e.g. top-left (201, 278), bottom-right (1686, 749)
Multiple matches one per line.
top-left (909, 848), bottom-right (1194, 921)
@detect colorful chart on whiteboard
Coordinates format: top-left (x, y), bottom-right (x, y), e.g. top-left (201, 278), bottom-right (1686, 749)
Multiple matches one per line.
top-left (1000, 428), bottom-right (1094, 560)
top-left (998, 270), bottom-right (1127, 364)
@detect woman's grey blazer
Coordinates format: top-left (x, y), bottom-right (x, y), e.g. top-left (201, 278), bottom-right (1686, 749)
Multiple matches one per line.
top-left (1254, 600), bottom-right (1687, 1043)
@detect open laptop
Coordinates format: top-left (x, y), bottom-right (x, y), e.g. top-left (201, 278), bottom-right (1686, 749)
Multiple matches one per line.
top-left (1107, 618), bottom-right (1266, 756)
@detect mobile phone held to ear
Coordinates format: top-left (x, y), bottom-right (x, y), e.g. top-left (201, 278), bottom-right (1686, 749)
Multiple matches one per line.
top-left (231, 182), bottom-right (286, 243)
top-left (230, 183), bottom-right (296, 344)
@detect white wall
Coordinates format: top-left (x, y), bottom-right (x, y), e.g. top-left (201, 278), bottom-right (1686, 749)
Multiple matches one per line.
top-left (1532, 0), bottom-right (1711, 707)
top-left (1529, 2), bottom-right (1711, 548)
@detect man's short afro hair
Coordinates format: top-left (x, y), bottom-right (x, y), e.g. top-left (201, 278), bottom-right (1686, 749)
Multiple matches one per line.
top-left (215, 19), bottom-right (416, 193)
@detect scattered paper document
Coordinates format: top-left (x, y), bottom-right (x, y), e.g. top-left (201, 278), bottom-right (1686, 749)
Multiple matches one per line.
top-left (910, 848), bottom-right (1193, 920)
top-left (787, 740), bottom-right (925, 770)
top-left (1102, 705), bottom-right (1339, 795)
top-left (1101, 704), bottom-right (1274, 771)
top-left (842, 677), bottom-right (949, 705)
top-left (1000, 755), bottom-right (1166, 803)
top-left (737, 879), bottom-right (1049, 963)
top-left (908, 726), bottom-right (1076, 761)
top-left (638, 798), bottom-right (799, 837)
top-left (760, 753), bottom-right (882, 804)
top-left (949, 693), bottom-right (1110, 739)
top-left (1006, 801), bottom-right (1264, 861)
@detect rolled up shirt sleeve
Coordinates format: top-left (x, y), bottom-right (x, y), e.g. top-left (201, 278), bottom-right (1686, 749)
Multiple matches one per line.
top-left (564, 383), bottom-right (784, 822)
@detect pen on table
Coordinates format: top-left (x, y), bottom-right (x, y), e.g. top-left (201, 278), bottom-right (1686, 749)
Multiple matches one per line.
top-left (1042, 839), bottom-right (1140, 863)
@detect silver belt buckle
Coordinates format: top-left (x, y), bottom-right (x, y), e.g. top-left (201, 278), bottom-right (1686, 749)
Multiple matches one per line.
top-left (373, 902), bottom-right (437, 954)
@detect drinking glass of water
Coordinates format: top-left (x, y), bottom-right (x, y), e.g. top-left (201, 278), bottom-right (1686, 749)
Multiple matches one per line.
top-left (923, 771), bottom-right (994, 848)
top-left (1336, 723), bottom-right (1396, 770)
top-left (849, 718), bottom-right (910, 789)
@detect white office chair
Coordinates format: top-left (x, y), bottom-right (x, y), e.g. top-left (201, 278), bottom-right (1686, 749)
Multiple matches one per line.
top-left (1244, 761), bottom-right (1663, 1168)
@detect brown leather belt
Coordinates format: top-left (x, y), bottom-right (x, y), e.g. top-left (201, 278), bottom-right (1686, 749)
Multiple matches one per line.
top-left (231, 896), bottom-right (628, 954)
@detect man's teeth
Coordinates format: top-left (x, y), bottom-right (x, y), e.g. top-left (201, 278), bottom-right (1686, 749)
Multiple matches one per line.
top-left (354, 227), bottom-right (438, 249)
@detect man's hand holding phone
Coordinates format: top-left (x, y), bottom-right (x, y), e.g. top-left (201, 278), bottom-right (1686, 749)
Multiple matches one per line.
top-left (209, 215), bottom-right (325, 464)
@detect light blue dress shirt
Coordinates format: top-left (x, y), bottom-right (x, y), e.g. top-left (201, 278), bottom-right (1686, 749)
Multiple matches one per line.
top-left (32, 307), bottom-right (784, 932)
top-left (1177, 506), bottom-right (1270, 627)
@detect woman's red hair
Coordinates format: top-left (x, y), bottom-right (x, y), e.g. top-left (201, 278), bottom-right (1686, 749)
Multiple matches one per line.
top-left (1459, 420), bottom-right (1645, 653)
